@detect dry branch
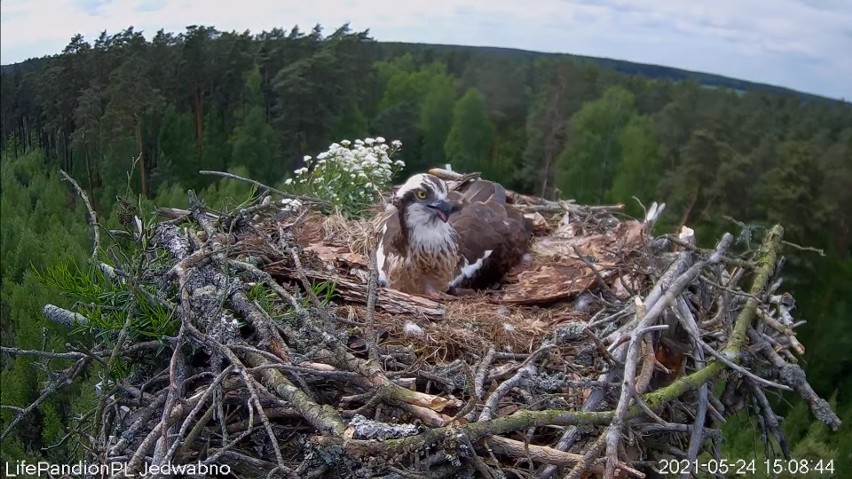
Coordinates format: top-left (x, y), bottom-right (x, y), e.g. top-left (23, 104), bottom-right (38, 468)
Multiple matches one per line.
top-left (199, 169), bottom-right (332, 208)
top-left (60, 168), bottom-right (100, 261)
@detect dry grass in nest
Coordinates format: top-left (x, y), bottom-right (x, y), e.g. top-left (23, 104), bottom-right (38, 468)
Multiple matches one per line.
top-left (342, 298), bottom-right (587, 363)
top-left (320, 209), bottom-right (383, 258)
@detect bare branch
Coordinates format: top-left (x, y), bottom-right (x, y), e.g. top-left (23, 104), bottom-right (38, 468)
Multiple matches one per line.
top-left (60, 169), bottom-right (100, 260)
top-left (199, 169), bottom-right (331, 208)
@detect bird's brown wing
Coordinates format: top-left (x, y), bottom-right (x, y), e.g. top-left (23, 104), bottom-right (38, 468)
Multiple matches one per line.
top-left (449, 200), bottom-right (530, 290)
top-left (453, 179), bottom-right (507, 204)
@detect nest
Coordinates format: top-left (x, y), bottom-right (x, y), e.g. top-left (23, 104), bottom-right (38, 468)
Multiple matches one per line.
top-left (11, 169), bottom-right (841, 479)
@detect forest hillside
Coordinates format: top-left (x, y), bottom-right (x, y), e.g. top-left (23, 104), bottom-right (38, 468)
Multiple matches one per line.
top-left (1, 24), bottom-right (851, 473)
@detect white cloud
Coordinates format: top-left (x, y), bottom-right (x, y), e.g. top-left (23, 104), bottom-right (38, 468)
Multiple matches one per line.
top-left (1, 0), bottom-right (850, 99)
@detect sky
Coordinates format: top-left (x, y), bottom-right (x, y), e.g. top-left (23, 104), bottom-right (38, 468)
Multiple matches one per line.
top-left (1, 0), bottom-right (850, 100)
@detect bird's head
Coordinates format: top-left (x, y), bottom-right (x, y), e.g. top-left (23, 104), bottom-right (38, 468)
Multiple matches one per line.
top-left (393, 173), bottom-right (460, 224)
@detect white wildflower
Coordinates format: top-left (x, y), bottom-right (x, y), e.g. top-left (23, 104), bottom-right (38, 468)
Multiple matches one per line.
top-left (292, 137), bottom-right (403, 214)
top-left (391, 139), bottom-right (402, 147)
top-left (280, 198), bottom-right (303, 211)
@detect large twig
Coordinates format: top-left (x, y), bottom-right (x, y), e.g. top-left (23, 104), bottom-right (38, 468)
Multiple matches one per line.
top-left (0, 346), bottom-right (87, 361)
top-left (485, 436), bottom-right (612, 476)
top-left (747, 328), bottom-right (841, 430)
top-left (199, 170), bottom-right (331, 208)
top-left (474, 347), bottom-right (497, 399)
top-left (748, 380), bottom-right (791, 459)
top-left (42, 304), bottom-right (91, 327)
top-left (606, 299), bottom-right (658, 478)
top-left (565, 432), bottom-right (607, 479)
top-left (241, 350), bottom-right (346, 436)
top-left (479, 343), bottom-right (552, 422)
top-left (60, 169), bottom-right (100, 261)
top-left (364, 248), bottom-right (381, 362)
top-left (675, 296), bottom-right (709, 479)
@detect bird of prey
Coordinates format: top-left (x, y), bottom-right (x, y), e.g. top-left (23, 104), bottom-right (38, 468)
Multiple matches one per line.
top-left (375, 173), bottom-right (531, 297)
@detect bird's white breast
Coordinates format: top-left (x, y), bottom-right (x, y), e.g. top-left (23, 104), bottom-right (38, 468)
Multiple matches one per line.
top-left (405, 205), bottom-right (457, 255)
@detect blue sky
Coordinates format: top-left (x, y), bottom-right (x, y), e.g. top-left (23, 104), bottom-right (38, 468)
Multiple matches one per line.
top-left (1, 0), bottom-right (850, 99)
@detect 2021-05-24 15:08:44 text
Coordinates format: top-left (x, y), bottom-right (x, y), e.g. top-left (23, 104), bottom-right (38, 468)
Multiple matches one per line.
top-left (657, 458), bottom-right (836, 475)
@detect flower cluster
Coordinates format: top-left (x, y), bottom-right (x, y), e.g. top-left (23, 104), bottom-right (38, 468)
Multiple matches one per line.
top-left (284, 137), bottom-right (405, 217)
top-left (279, 198), bottom-right (303, 212)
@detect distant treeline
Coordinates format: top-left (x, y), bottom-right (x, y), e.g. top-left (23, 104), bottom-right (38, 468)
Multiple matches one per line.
top-left (1, 24), bottom-right (851, 468)
top-left (1, 25), bottom-right (849, 212)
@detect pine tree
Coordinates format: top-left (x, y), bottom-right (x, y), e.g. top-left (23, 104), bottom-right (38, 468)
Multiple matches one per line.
top-left (0, 151), bottom-right (91, 460)
top-left (230, 67), bottom-right (282, 181)
top-left (444, 88), bottom-right (495, 177)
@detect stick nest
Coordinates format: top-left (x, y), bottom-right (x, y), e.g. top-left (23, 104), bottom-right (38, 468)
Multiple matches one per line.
top-left (7, 170), bottom-right (840, 479)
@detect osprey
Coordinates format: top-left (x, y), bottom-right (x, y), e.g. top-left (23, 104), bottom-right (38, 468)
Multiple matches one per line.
top-left (376, 173), bottom-right (531, 297)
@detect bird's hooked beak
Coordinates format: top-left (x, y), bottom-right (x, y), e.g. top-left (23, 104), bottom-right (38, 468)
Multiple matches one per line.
top-left (427, 199), bottom-right (458, 223)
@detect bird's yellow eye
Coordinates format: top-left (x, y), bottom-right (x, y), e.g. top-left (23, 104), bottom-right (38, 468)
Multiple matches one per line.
top-left (416, 190), bottom-right (427, 200)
